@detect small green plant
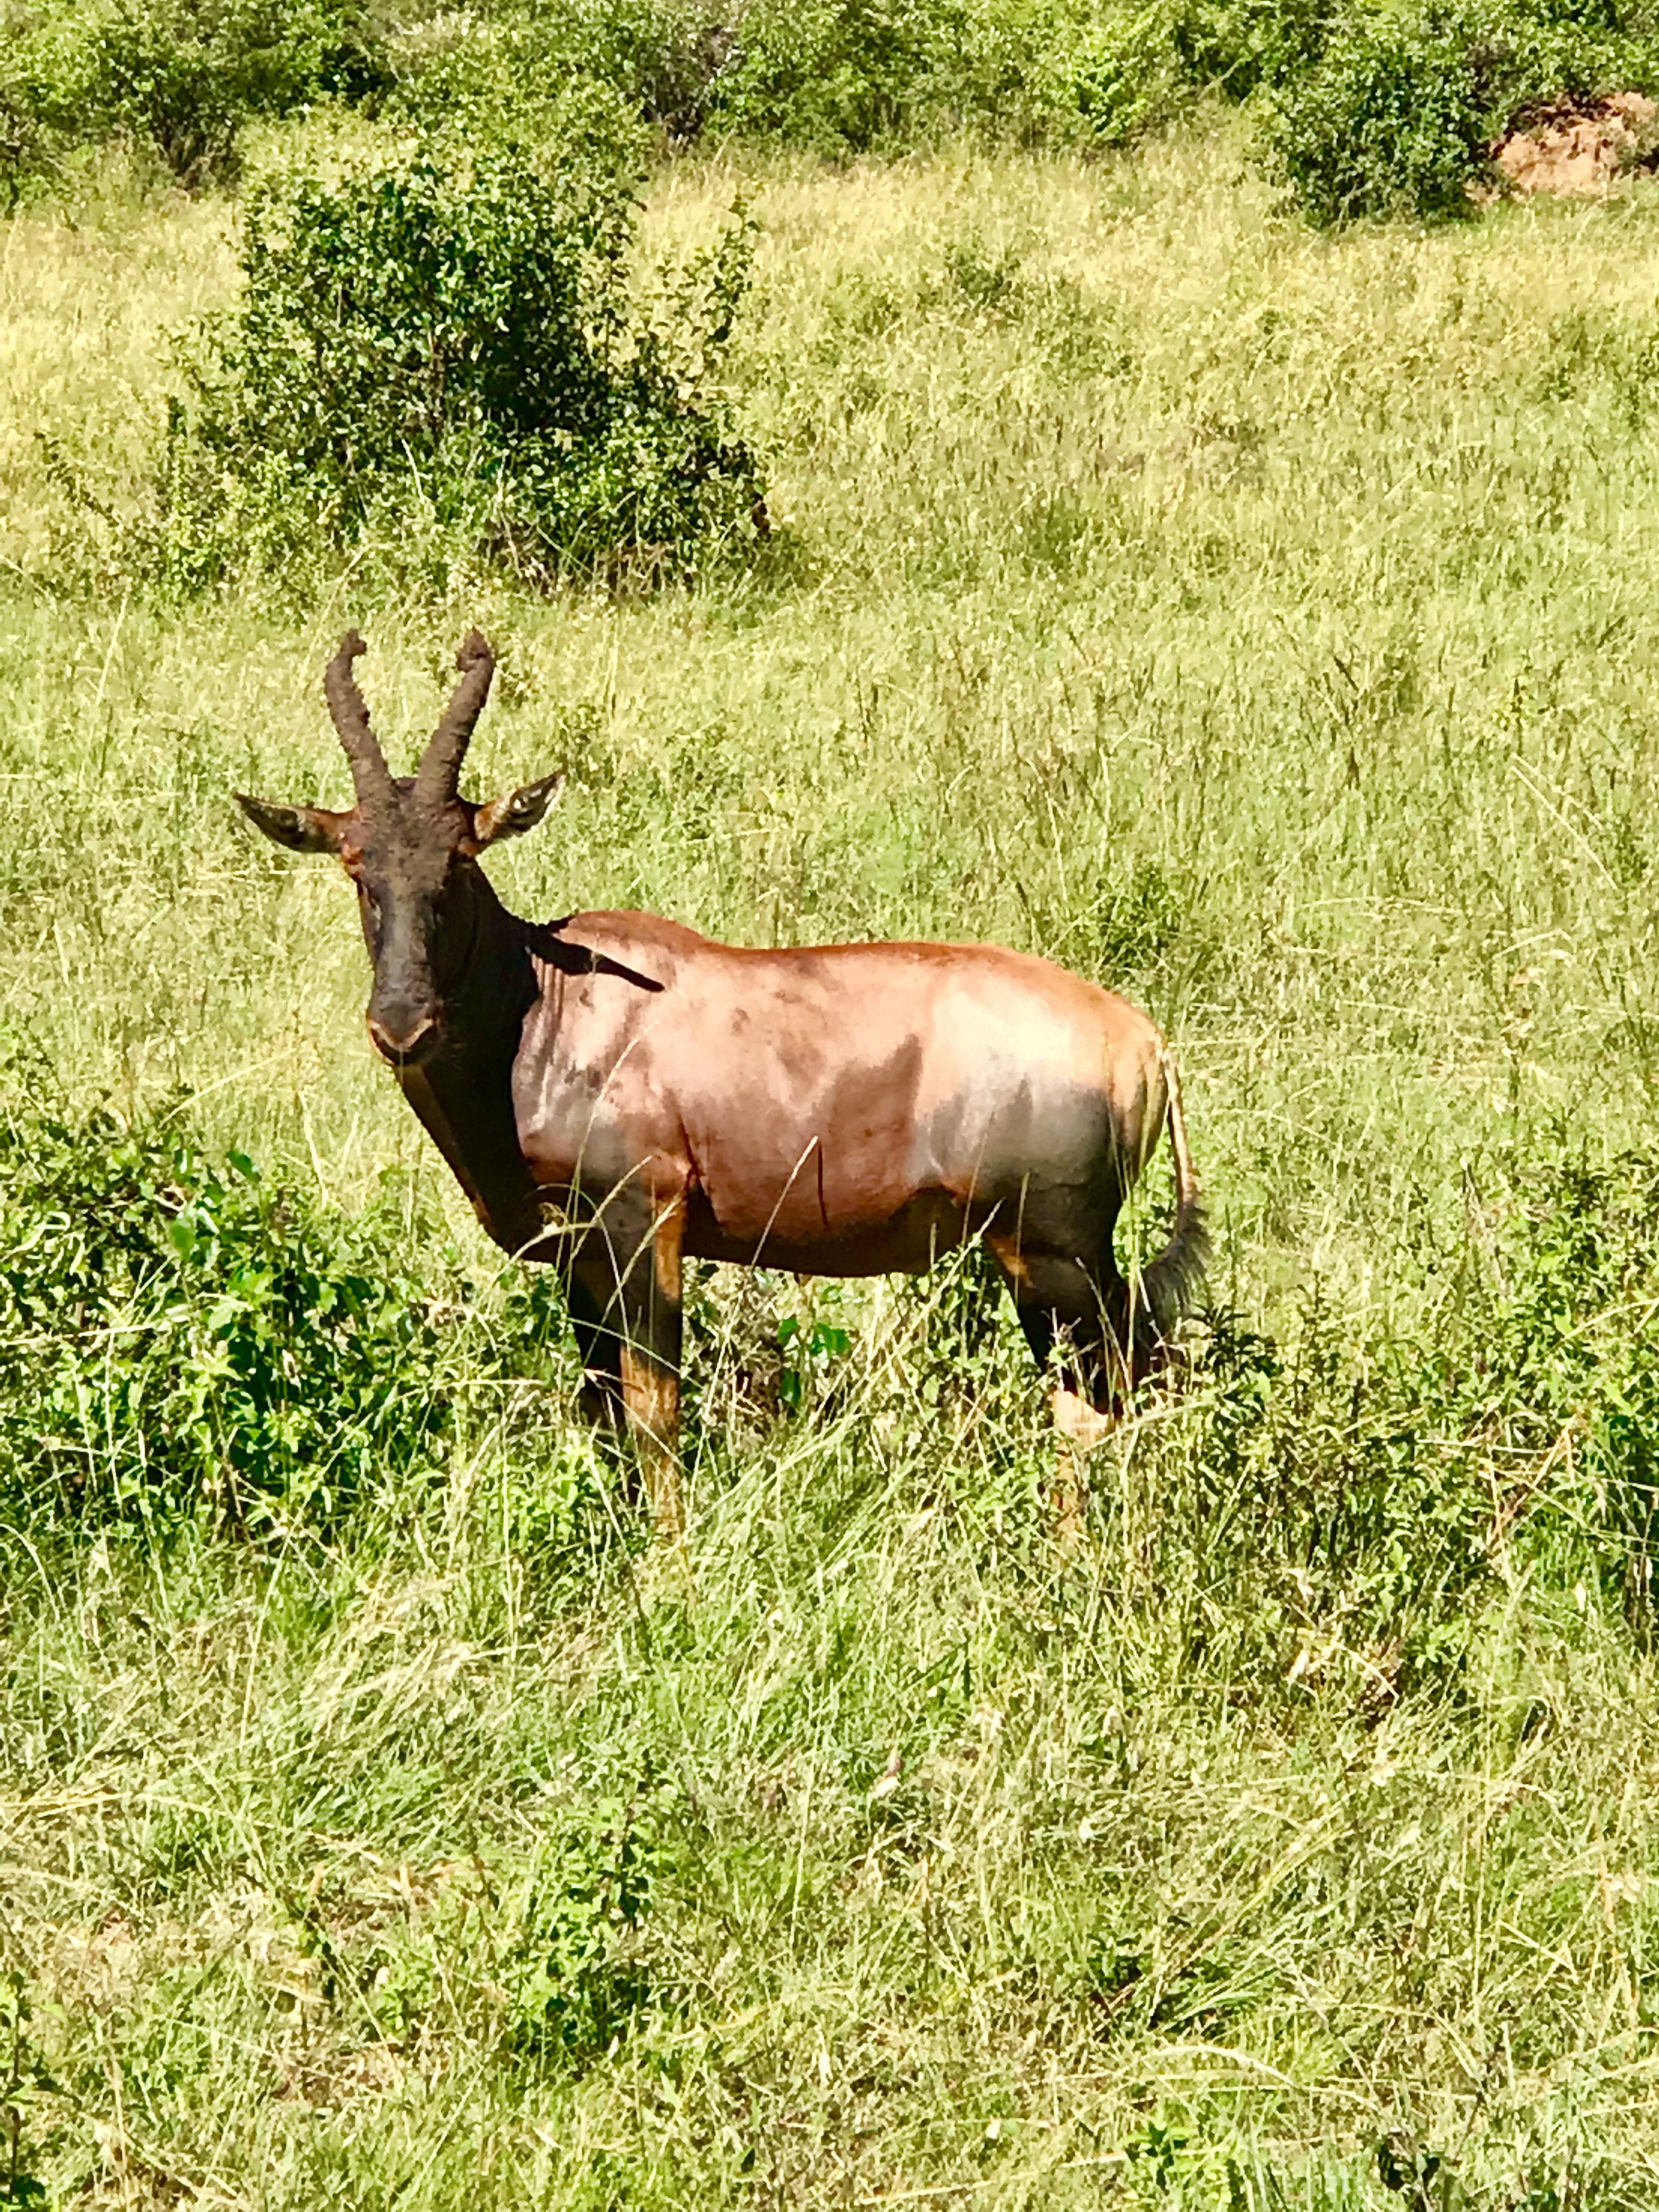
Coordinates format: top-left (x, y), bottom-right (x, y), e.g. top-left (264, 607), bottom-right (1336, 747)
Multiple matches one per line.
top-left (356, 1797), bottom-right (674, 2068)
top-left (155, 131), bottom-right (765, 592)
top-left (776, 1311), bottom-right (853, 1413)
top-left (0, 1975), bottom-right (49, 2209)
top-left (502, 1799), bottom-right (670, 2064)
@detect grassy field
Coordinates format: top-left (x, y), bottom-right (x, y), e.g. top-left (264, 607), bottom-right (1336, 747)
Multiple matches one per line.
top-left (7, 116), bottom-right (1659, 2207)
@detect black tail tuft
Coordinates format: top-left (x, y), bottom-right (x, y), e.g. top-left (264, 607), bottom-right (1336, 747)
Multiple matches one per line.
top-left (1136, 1047), bottom-right (1208, 1353)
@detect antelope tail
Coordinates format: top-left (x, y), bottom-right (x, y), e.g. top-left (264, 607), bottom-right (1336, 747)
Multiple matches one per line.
top-left (1141, 1047), bottom-right (1210, 1334)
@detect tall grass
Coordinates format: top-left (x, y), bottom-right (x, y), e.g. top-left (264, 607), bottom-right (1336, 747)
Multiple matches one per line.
top-left (6, 124), bottom-right (1659, 2204)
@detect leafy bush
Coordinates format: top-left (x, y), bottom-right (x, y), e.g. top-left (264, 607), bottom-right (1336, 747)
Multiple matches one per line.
top-left (1169, 0), bottom-right (1331, 98)
top-left (156, 131), bottom-right (765, 592)
top-left (705, 0), bottom-right (1192, 153)
top-left (390, 0), bottom-right (735, 148)
top-left (1029, 3), bottom-right (1190, 144)
top-left (707, 0), bottom-right (950, 151)
top-left (0, 0), bottom-right (385, 201)
top-left (1429, 1150), bottom-right (1659, 1627)
top-left (388, 0), bottom-right (1210, 159)
top-left (0, 1072), bottom-right (457, 1532)
top-left (1267, 17), bottom-right (1492, 224)
top-left (1267, 1), bottom-right (1659, 225)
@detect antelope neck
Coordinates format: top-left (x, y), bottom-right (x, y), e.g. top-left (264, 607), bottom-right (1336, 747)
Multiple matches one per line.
top-left (392, 871), bottom-right (548, 1257)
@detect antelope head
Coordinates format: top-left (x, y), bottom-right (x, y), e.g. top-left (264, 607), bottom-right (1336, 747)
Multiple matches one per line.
top-left (236, 631), bottom-right (565, 1067)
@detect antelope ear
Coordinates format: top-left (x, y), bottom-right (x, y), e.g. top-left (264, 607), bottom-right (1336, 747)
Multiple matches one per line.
top-left (470, 772), bottom-right (567, 849)
top-left (235, 793), bottom-right (348, 854)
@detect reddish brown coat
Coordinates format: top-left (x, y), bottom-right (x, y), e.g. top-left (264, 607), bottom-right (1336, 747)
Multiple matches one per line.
top-left (238, 634), bottom-right (1208, 1538)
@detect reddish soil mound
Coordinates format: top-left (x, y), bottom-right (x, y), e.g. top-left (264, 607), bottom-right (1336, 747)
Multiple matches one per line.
top-left (1492, 90), bottom-right (1658, 195)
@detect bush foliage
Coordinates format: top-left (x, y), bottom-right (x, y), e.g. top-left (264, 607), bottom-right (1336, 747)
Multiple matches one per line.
top-left (384, 0), bottom-right (1301, 158)
top-left (1152, 1147), bottom-right (1659, 1688)
top-left (0, 0), bottom-right (383, 200)
top-left (1, 1105), bottom-right (431, 1532)
top-left (388, 1), bottom-right (737, 149)
top-left (157, 133), bottom-right (764, 591)
top-left (3, 0), bottom-right (1656, 224)
top-left (0, 1059), bottom-right (588, 1538)
top-left (1268, 0), bottom-right (1659, 223)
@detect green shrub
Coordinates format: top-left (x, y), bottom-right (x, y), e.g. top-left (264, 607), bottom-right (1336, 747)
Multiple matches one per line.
top-left (0, 1061), bottom-right (640, 1546)
top-left (379, 0), bottom-right (1339, 162)
top-left (1169, 0), bottom-right (1331, 97)
top-left (0, 0), bottom-right (386, 200)
top-left (348, 1792), bottom-right (677, 2068)
top-left (1267, 15), bottom-right (1495, 223)
top-left (708, 0), bottom-right (950, 151)
top-left (704, 0), bottom-right (1185, 154)
top-left (393, 0), bottom-right (1205, 161)
top-left (1031, 3), bottom-right (1189, 144)
top-left (156, 131), bottom-right (765, 592)
top-left (1267, 1), bottom-right (1659, 226)
top-left (1435, 1149), bottom-right (1659, 1629)
top-left (390, 0), bottom-right (735, 148)
top-left (0, 1074), bottom-right (454, 1532)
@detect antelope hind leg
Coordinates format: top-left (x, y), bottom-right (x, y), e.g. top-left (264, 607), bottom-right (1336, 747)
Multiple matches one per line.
top-left (1051, 1382), bottom-right (1116, 1542)
top-left (983, 1230), bottom-right (1123, 1542)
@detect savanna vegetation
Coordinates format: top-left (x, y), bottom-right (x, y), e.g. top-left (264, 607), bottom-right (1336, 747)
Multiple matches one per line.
top-left (7, 1), bottom-right (1659, 2203)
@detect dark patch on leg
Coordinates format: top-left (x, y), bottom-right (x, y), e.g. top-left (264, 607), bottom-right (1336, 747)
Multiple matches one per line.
top-left (569, 1197), bottom-right (685, 1535)
top-left (982, 1230), bottom-right (1130, 1410)
top-left (984, 1227), bottom-right (1132, 1540)
top-left (565, 1263), bottom-right (626, 1436)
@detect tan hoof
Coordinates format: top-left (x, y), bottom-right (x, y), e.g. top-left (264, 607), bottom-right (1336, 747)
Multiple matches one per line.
top-left (1050, 1386), bottom-right (1116, 1544)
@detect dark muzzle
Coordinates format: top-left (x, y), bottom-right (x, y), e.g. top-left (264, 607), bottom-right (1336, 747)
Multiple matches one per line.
top-left (366, 1007), bottom-right (442, 1066)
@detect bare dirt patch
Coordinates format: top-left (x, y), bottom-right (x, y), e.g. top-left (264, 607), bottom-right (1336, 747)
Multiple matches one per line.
top-left (1492, 90), bottom-right (1659, 195)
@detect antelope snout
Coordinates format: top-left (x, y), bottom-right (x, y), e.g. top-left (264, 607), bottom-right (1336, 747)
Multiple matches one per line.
top-left (366, 1011), bottom-right (441, 1066)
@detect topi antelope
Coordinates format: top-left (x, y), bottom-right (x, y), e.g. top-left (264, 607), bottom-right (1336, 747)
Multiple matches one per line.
top-left (237, 632), bottom-right (1208, 1536)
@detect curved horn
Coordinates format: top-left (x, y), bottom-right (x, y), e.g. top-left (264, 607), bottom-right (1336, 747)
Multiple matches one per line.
top-left (323, 630), bottom-right (395, 806)
top-left (414, 631), bottom-right (496, 809)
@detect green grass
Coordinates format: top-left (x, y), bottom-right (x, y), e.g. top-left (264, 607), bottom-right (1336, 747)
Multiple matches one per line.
top-left (7, 119), bottom-right (1659, 2205)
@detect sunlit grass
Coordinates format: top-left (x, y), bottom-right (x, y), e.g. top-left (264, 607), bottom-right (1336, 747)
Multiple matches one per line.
top-left (5, 120), bottom-right (1659, 2206)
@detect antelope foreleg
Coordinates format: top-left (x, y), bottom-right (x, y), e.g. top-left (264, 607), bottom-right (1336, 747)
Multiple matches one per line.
top-left (620, 1348), bottom-right (682, 1537)
top-left (567, 1199), bottom-right (685, 1538)
top-left (618, 1197), bottom-right (685, 1540)
top-left (566, 1265), bottom-right (626, 1438)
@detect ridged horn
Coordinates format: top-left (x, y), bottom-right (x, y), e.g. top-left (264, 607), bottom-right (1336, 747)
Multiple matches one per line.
top-left (323, 630), bottom-right (396, 807)
top-left (414, 631), bottom-right (496, 810)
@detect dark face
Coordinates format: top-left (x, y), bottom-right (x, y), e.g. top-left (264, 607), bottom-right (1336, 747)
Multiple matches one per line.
top-left (236, 630), bottom-right (563, 1071)
top-left (348, 787), bottom-right (491, 1065)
